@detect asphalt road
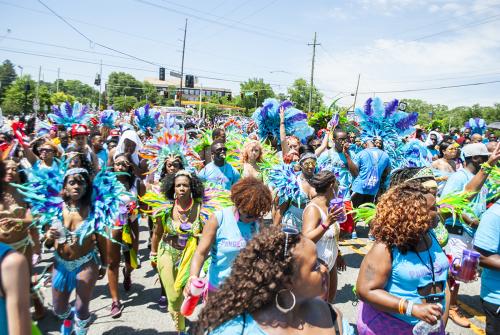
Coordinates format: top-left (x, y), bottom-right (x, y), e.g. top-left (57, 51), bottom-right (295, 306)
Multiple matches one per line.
top-left (34, 223), bottom-right (486, 335)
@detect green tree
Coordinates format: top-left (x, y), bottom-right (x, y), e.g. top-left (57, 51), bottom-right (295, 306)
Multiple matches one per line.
top-left (0, 60), bottom-right (17, 103)
top-left (50, 91), bottom-right (76, 106)
top-left (107, 72), bottom-right (143, 100)
top-left (287, 78), bottom-right (323, 113)
top-left (239, 78), bottom-right (274, 111)
top-left (0, 75), bottom-right (36, 115)
top-left (112, 95), bottom-right (138, 112)
top-left (57, 79), bottom-right (98, 104)
top-left (142, 81), bottom-right (159, 103)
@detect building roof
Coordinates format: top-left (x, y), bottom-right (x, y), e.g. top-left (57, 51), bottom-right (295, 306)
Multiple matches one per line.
top-left (144, 77), bottom-right (231, 92)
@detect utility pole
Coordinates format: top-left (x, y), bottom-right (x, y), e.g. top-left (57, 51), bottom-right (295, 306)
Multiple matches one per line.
top-left (56, 67), bottom-right (60, 92)
top-left (36, 66), bottom-right (41, 100)
top-left (352, 74), bottom-right (361, 111)
top-left (308, 32), bottom-right (320, 116)
top-left (98, 59), bottom-right (102, 110)
top-left (198, 84), bottom-right (203, 117)
top-left (179, 18), bottom-right (188, 107)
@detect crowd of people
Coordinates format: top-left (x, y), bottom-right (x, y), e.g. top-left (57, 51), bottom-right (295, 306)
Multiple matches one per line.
top-left (0, 97), bottom-right (498, 335)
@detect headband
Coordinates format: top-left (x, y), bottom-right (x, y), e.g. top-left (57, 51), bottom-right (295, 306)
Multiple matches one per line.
top-left (64, 168), bottom-right (89, 178)
top-left (299, 153), bottom-right (317, 164)
top-left (407, 167), bottom-right (434, 182)
top-left (175, 170), bottom-right (191, 178)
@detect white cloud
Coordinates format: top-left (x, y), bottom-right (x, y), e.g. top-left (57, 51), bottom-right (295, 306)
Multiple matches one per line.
top-left (327, 7), bottom-right (350, 20)
top-left (315, 22), bottom-right (500, 107)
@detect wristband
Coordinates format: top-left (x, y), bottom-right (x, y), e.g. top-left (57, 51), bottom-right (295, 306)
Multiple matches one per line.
top-left (320, 223), bottom-right (329, 231)
top-left (405, 300), bottom-right (414, 317)
top-left (150, 255), bottom-right (158, 263)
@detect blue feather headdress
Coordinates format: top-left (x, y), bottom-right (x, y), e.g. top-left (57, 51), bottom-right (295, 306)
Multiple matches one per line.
top-left (401, 140), bottom-right (433, 168)
top-left (14, 161), bottom-right (127, 244)
top-left (268, 163), bottom-right (301, 206)
top-left (133, 104), bottom-right (160, 132)
top-left (356, 97), bottom-right (418, 169)
top-left (99, 107), bottom-right (119, 129)
top-left (464, 117), bottom-right (487, 135)
top-left (48, 101), bottom-right (90, 129)
top-left (252, 98), bottom-right (314, 144)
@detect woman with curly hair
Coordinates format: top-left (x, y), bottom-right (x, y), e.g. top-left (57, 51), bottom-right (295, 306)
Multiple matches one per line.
top-left (150, 170), bottom-right (205, 333)
top-left (356, 181), bottom-right (450, 335)
top-left (195, 224), bottom-right (346, 334)
top-left (188, 177), bottom-right (272, 294)
top-left (241, 140), bottom-right (263, 180)
top-left (105, 153), bottom-right (145, 318)
top-left (303, 171), bottom-right (347, 303)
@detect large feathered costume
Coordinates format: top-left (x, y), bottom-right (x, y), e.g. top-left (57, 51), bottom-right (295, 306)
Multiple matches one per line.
top-left (252, 99), bottom-right (314, 144)
top-left (464, 118), bottom-right (487, 135)
top-left (48, 101), bottom-right (91, 129)
top-left (356, 97), bottom-right (418, 169)
top-left (133, 104), bottom-right (161, 132)
top-left (99, 108), bottom-right (119, 129)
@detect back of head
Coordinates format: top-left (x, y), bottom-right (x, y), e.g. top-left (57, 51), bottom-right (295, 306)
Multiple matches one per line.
top-left (195, 225), bottom-right (301, 333)
top-left (230, 177), bottom-right (272, 218)
top-left (308, 170), bottom-right (337, 194)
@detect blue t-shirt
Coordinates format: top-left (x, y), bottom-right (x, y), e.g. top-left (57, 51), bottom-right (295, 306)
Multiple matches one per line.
top-left (210, 313), bottom-right (266, 335)
top-left (440, 168), bottom-right (488, 236)
top-left (385, 233), bottom-right (449, 325)
top-left (317, 149), bottom-right (356, 200)
top-left (474, 201), bottom-right (500, 305)
top-left (198, 162), bottom-right (240, 190)
top-left (96, 148), bottom-right (108, 169)
top-left (351, 148), bottom-right (390, 196)
top-left (209, 207), bottom-right (258, 289)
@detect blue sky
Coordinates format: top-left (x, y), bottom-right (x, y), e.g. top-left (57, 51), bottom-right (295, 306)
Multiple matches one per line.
top-left (1, 0), bottom-right (499, 108)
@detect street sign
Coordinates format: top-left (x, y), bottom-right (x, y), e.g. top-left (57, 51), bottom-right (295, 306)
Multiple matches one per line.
top-left (170, 71), bottom-right (182, 78)
top-left (244, 91), bottom-right (254, 97)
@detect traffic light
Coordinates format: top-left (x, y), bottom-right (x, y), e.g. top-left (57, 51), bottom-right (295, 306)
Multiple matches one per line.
top-left (254, 91), bottom-right (258, 98)
top-left (240, 92), bottom-right (244, 99)
top-left (159, 67), bottom-right (165, 81)
top-left (185, 75), bottom-right (194, 88)
top-left (94, 74), bottom-right (101, 86)
top-left (227, 93), bottom-right (232, 101)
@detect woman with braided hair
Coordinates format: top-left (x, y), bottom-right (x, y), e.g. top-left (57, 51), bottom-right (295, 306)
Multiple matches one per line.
top-left (195, 224), bottom-right (346, 334)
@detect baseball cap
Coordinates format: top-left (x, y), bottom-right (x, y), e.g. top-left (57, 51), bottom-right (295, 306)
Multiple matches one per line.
top-left (71, 124), bottom-right (90, 137)
top-left (462, 143), bottom-right (490, 157)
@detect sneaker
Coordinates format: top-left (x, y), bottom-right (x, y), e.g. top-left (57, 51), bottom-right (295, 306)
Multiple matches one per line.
top-left (123, 268), bottom-right (132, 292)
top-left (449, 306), bottom-right (470, 328)
top-left (158, 296), bottom-right (167, 310)
top-left (351, 232), bottom-right (357, 239)
top-left (110, 301), bottom-right (123, 319)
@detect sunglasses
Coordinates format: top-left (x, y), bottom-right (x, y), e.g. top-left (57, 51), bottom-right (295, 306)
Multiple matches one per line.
top-left (301, 160), bottom-right (316, 168)
top-left (283, 226), bottom-right (300, 258)
top-left (39, 148), bottom-right (54, 153)
top-left (214, 148), bottom-right (228, 154)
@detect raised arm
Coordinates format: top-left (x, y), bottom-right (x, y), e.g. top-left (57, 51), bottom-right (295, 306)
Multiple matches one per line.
top-left (279, 106), bottom-right (289, 156)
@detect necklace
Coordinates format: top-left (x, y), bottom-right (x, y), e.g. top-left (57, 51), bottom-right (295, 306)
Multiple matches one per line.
top-left (175, 198), bottom-right (194, 212)
top-left (65, 203), bottom-right (80, 213)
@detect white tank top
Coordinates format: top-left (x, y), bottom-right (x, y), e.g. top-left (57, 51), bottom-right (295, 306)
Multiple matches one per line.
top-left (306, 202), bottom-right (339, 271)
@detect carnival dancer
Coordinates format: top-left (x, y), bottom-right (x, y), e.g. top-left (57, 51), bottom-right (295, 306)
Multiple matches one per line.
top-left (22, 139), bottom-right (61, 169)
top-left (195, 225), bottom-right (349, 335)
top-left (241, 140), bottom-right (263, 180)
top-left (317, 129), bottom-right (359, 238)
top-left (108, 128), bottom-right (148, 179)
top-left (106, 153), bottom-right (145, 318)
top-left (0, 158), bottom-right (44, 319)
top-left (67, 124), bottom-right (99, 177)
top-left (187, 177), bottom-right (272, 295)
top-left (271, 151), bottom-right (317, 229)
top-left (198, 141), bottom-right (240, 190)
top-left (302, 171), bottom-right (347, 302)
top-left (356, 182), bottom-right (449, 335)
top-left (15, 161), bottom-right (125, 334)
top-left (440, 142), bottom-right (500, 328)
top-left (142, 170), bottom-right (231, 333)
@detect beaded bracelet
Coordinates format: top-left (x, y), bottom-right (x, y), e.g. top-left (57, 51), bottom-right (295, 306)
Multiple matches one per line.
top-left (150, 254), bottom-right (158, 263)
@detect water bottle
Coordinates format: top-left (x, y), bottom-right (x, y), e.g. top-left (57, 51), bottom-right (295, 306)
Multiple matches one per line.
top-left (412, 319), bottom-right (441, 335)
top-left (52, 219), bottom-right (67, 244)
top-left (180, 278), bottom-right (205, 316)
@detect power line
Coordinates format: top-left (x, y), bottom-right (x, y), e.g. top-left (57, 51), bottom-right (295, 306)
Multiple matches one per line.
top-left (134, 0), bottom-right (304, 44)
top-left (37, 0), bottom-right (164, 68)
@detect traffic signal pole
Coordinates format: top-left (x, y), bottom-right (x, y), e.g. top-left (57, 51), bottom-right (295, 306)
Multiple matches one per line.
top-left (179, 18), bottom-right (187, 106)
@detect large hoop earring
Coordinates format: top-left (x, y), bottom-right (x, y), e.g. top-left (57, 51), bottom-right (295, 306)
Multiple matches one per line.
top-left (275, 289), bottom-right (296, 313)
top-left (174, 192), bottom-right (177, 199)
